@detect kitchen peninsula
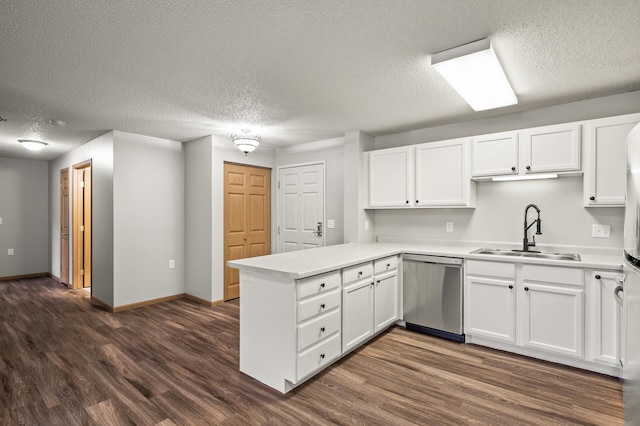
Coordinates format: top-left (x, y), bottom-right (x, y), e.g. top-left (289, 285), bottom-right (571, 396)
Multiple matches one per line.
top-left (228, 241), bottom-right (623, 393)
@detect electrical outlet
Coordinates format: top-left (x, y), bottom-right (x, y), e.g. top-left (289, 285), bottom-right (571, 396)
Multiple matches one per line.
top-left (592, 224), bottom-right (611, 238)
top-left (8, 248), bottom-right (14, 256)
top-left (446, 222), bottom-right (454, 233)
top-left (364, 220), bottom-right (369, 231)
top-left (0, 217), bottom-right (3, 224)
top-left (327, 219), bottom-right (335, 229)
top-left (169, 259), bottom-right (175, 269)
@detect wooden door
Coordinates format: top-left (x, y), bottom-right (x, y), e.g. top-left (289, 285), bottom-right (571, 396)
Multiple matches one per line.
top-left (60, 168), bottom-right (70, 284)
top-left (224, 163), bottom-right (271, 300)
top-left (72, 160), bottom-right (92, 289)
top-left (278, 163), bottom-right (325, 252)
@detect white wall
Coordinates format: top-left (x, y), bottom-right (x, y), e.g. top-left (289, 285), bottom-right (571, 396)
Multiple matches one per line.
top-left (344, 131), bottom-right (375, 243)
top-left (112, 131), bottom-right (184, 307)
top-left (48, 132), bottom-right (114, 305)
top-left (372, 92), bottom-right (640, 250)
top-left (0, 157), bottom-right (48, 277)
top-left (276, 137), bottom-right (345, 247)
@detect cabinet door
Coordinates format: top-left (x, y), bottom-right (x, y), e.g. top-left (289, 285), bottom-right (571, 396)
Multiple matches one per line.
top-left (342, 280), bottom-right (374, 352)
top-left (471, 131), bottom-right (519, 177)
top-left (584, 114), bottom-right (640, 206)
top-left (520, 123), bottom-right (581, 173)
top-left (590, 271), bottom-right (623, 366)
top-left (415, 138), bottom-right (474, 207)
top-left (465, 276), bottom-right (516, 343)
top-left (374, 273), bottom-right (398, 333)
top-left (522, 283), bottom-right (583, 357)
top-left (368, 147), bottom-right (412, 207)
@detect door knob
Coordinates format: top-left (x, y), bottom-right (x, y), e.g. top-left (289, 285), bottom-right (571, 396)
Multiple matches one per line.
top-left (312, 221), bottom-right (323, 237)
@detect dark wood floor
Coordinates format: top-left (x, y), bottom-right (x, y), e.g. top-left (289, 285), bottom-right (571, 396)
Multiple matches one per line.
top-left (0, 277), bottom-right (622, 425)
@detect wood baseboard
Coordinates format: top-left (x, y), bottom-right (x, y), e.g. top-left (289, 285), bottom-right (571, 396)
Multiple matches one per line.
top-left (112, 293), bottom-right (186, 313)
top-left (184, 293), bottom-right (225, 307)
top-left (0, 272), bottom-right (49, 282)
top-left (91, 296), bottom-right (114, 312)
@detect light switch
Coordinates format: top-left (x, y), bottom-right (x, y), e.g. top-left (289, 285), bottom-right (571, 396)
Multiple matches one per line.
top-left (8, 248), bottom-right (14, 256)
top-left (446, 222), bottom-right (454, 232)
top-left (0, 217), bottom-right (3, 224)
top-left (327, 219), bottom-right (335, 229)
top-left (592, 224), bottom-right (611, 238)
top-left (169, 259), bottom-right (175, 269)
top-left (364, 220), bottom-right (369, 231)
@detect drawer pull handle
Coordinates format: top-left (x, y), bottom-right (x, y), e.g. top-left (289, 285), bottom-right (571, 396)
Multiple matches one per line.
top-left (320, 327), bottom-right (325, 332)
top-left (320, 283), bottom-right (325, 288)
top-left (511, 166), bottom-right (516, 172)
top-left (526, 165), bottom-right (531, 170)
top-left (595, 274), bottom-right (601, 280)
top-left (320, 353), bottom-right (325, 359)
top-left (358, 271), bottom-right (363, 275)
top-left (320, 304), bottom-right (325, 309)
top-left (508, 285), bottom-right (513, 289)
top-left (590, 196), bottom-right (596, 201)
top-left (386, 263), bottom-right (390, 268)
top-left (524, 287), bottom-right (529, 291)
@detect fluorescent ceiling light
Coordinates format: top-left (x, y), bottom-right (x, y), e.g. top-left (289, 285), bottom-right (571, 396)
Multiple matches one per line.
top-left (18, 139), bottom-right (48, 151)
top-left (492, 173), bottom-right (558, 182)
top-left (431, 38), bottom-right (517, 111)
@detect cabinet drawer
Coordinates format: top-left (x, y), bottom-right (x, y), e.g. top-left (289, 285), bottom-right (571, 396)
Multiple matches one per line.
top-left (343, 262), bottom-right (373, 284)
top-left (297, 289), bottom-right (340, 323)
top-left (297, 332), bottom-right (341, 380)
top-left (298, 309), bottom-right (341, 351)
top-left (374, 256), bottom-right (398, 275)
top-left (297, 270), bottom-right (341, 300)
top-left (466, 260), bottom-right (515, 279)
top-left (522, 264), bottom-right (583, 287)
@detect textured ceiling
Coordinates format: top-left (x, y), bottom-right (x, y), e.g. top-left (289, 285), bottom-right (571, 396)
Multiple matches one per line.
top-left (1, 0), bottom-right (639, 160)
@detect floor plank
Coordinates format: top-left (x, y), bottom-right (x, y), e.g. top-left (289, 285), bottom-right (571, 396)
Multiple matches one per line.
top-left (0, 277), bottom-right (622, 425)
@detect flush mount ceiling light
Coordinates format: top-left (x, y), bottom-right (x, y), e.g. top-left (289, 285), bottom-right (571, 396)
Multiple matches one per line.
top-left (47, 119), bottom-right (66, 127)
top-left (18, 139), bottom-right (48, 151)
top-left (492, 173), bottom-right (558, 182)
top-left (431, 38), bottom-right (517, 111)
top-left (231, 129), bottom-right (261, 155)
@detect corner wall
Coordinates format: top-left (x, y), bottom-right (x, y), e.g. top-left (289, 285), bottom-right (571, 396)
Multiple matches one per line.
top-left (0, 157), bottom-right (48, 277)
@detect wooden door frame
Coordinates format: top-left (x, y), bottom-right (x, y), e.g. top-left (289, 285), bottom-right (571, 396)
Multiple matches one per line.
top-left (60, 168), bottom-right (70, 285)
top-left (276, 161), bottom-right (327, 252)
top-left (72, 160), bottom-right (92, 290)
top-left (223, 162), bottom-right (272, 300)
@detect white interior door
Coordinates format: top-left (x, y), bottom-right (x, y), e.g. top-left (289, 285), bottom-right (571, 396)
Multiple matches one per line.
top-left (278, 163), bottom-right (325, 252)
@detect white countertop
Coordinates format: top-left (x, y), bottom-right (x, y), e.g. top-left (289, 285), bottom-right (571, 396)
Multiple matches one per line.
top-left (227, 242), bottom-right (625, 279)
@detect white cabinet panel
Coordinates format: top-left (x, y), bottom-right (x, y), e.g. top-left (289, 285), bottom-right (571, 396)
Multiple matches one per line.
top-left (522, 283), bottom-right (583, 358)
top-left (584, 114), bottom-right (640, 206)
top-left (297, 333), bottom-right (341, 380)
top-left (342, 280), bottom-right (374, 351)
top-left (297, 309), bottom-right (341, 351)
top-left (520, 123), bottom-right (581, 173)
top-left (415, 139), bottom-right (474, 207)
top-left (466, 276), bottom-right (515, 342)
top-left (471, 131), bottom-right (519, 177)
top-left (589, 271), bottom-right (623, 366)
top-left (368, 147), bottom-right (412, 207)
top-left (374, 272), bottom-right (399, 332)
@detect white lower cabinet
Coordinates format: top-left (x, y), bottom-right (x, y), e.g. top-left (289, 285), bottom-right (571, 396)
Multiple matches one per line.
top-left (588, 270), bottom-right (624, 367)
top-left (343, 279), bottom-right (374, 351)
top-left (374, 271), bottom-right (399, 332)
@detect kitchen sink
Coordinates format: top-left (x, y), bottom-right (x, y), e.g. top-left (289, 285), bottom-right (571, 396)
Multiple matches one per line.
top-left (470, 248), bottom-right (581, 261)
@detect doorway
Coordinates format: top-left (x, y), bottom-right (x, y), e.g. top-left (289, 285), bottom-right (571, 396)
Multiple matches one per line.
top-left (60, 168), bottom-right (70, 285)
top-left (72, 160), bottom-right (92, 289)
top-left (223, 163), bottom-right (271, 301)
top-left (277, 162), bottom-right (326, 252)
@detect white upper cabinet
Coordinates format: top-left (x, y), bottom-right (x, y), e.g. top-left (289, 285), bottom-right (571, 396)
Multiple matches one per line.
top-left (520, 123), bottom-right (581, 173)
top-left (584, 113), bottom-right (640, 207)
top-left (471, 131), bottom-right (519, 177)
top-left (415, 138), bottom-right (475, 207)
top-left (368, 146), bottom-right (413, 208)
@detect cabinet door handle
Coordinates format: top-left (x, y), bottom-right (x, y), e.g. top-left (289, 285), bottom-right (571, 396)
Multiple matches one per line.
top-left (595, 274), bottom-right (601, 280)
top-left (526, 165), bottom-right (531, 170)
top-left (416, 200), bottom-right (419, 204)
top-left (511, 166), bottom-right (516, 172)
top-left (320, 304), bottom-right (325, 309)
top-left (524, 287), bottom-right (529, 291)
top-left (320, 283), bottom-right (325, 288)
top-left (320, 353), bottom-right (325, 359)
top-left (320, 327), bottom-right (325, 332)
top-left (590, 196), bottom-right (596, 201)
top-left (508, 285), bottom-right (514, 289)
top-left (358, 271), bottom-right (363, 276)
top-left (614, 285), bottom-right (624, 305)
top-left (386, 263), bottom-right (391, 269)
top-left (406, 200), bottom-right (409, 204)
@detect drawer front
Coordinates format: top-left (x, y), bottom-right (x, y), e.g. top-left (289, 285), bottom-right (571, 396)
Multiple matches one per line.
top-left (466, 260), bottom-right (515, 279)
top-left (297, 289), bottom-right (340, 323)
top-left (343, 262), bottom-right (373, 284)
top-left (297, 333), bottom-right (341, 380)
top-left (298, 309), bottom-right (341, 351)
top-left (374, 255), bottom-right (399, 275)
top-left (522, 264), bottom-right (583, 287)
top-left (297, 270), bottom-right (341, 300)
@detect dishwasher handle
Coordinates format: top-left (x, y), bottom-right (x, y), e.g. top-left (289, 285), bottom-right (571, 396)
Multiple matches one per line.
top-left (403, 254), bottom-right (463, 265)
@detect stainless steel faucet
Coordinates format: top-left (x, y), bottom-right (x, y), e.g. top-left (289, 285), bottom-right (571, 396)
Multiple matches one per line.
top-left (516, 204), bottom-right (542, 253)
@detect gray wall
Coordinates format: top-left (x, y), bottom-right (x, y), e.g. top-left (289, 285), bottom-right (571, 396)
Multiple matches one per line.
top-left (48, 132), bottom-right (114, 305)
top-left (112, 131), bottom-right (185, 307)
top-left (0, 157), bottom-right (49, 277)
top-left (372, 92), bottom-right (640, 250)
top-left (276, 136), bottom-right (345, 247)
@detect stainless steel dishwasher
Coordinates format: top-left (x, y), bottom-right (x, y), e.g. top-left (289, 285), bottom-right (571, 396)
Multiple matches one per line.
top-left (402, 254), bottom-right (464, 342)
